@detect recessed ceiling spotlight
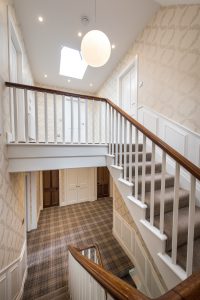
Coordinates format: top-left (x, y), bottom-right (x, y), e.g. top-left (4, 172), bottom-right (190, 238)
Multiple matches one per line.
top-left (38, 16), bottom-right (44, 23)
top-left (89, 83), bottom-right (93, 87)
top-left (112, 44), bottom-right (116, 49)
top-left (44, 74), bottom-right (47, 78)
top-left (67, 79), bottom-right (71, 83)
top-left (78, 32), bottom-right (82, 37)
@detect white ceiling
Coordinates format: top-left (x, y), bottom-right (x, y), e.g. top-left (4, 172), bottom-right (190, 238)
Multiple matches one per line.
top-left (13, 0), bottom-right (160, 93)
top-left (155, 0), bottom-right (200, 5)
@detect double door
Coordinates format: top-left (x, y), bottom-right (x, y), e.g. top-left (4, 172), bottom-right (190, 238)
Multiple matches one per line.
top-left (66, 168), bottom-right (89, 205)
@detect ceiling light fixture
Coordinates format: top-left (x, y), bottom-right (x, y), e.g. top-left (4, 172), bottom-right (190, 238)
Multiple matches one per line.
top-left (44, 74), bottom-right (47, 78)
top-left (78, 32), bottom-right (82, 37)
top-left (89, 83), bottom-right (93, 87)
top-left (112, 44), bottom-right (116, 49)
top-left (38, 16), bottom-right (44, 23)
top-left (81, 0), bottom-right (111, 68)
top-left (67, 79), bottom-right (71, 83)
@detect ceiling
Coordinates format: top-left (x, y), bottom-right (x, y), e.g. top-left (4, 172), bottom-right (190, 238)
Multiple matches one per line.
top-left (13, 0), bottom-right (160, 93)
top-left (155, 0), bottom-right (200, 5)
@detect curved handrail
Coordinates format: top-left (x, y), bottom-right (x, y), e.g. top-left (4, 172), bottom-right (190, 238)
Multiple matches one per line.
top-left (69, 245), bottom-right (148, 300)
top-left (5, 81), bottom-right (200, 181)
top-left (69, 245), bottom-right (200, 300)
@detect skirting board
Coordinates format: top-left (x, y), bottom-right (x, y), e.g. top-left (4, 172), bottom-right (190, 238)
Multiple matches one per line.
top-left (0, 241), bottom-right (27, 300)
top-left (113, 211), bottom-right (166, 298)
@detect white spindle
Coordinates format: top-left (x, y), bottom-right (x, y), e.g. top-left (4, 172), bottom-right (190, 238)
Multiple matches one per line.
top-left (105, 102), bottom-right (107, 144)
top-left (129, 124), bottom-right (132, 183)
top-left (54, 94), bottom-right (57, 143)
top-left (115, 112), bottom-right (118, 165)
top-left (92, 100), bottom-right (95, 144)
top-left (134, 128), bottom-right (139, 199)
top-left (112, 108), bottom-right (114, 155)
top-left (78, 97), bottom-right (81, 143)
top-left (186, 175), bottom-right (196, 276)
top-left (71, 97), bottom-right (73, 143)
top-left (124, 118), bottom-right (127, 180)
top-left (24, 89), bottom-right (28, 142)
top-left (141, 135), bottom-right (146, 204)
top-left (62, 95), bottom-right (65, 143)
top-left (44, 93), bottom-right (48, 143)
top-left (119, 115), bottom-right (122, 167)
top-left (88, 248), bottom-right (91, 259)
top-left (85, 99), bottom-right (88, 144)
top-left (150, 142), bottom-right (155, 225)
top-left (13, 88), bottom-right (18, 142)
top-left (160, 151), bottom-right (166, 235)
top-left (108, 105), bottom-right (111, 154)
top-left (35, 91), bottom-right (39, 143)
top-left (171, 162), bottom-right (180, 264)
top-left (99, 101), bottom-right (102, 144)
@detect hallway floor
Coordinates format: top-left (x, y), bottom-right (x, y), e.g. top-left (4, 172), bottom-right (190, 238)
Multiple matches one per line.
top-left (23, 198), bottom-right (133, 299)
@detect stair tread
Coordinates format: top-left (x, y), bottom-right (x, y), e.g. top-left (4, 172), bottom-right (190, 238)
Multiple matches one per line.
top-left (170, 237), bottom-right (200, 273)
top-left (154, 206), bottom-right (200, 251)
top-left (142, 187), bottom-right (189, 217)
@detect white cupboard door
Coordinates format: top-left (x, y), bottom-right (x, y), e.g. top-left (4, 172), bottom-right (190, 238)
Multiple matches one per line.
top-left (78, 168), bottom-right (89, 202)
top-left (67, 169), bottom-right (78, 204)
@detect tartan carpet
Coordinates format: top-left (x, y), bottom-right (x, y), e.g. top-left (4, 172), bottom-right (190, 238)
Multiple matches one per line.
top-left (23, 198), bottom-right (133, 299)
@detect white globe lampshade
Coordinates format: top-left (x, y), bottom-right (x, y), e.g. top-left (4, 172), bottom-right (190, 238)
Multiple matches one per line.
top-left (81, 30), bottom-right (111, 67)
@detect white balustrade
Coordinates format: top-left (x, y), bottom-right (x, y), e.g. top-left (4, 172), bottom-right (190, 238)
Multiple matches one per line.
top-left (123, 118), bottom-right (127, 180)
top-left (129, 124), bottom-right (132, 183)
top-left (141, 135), bottom-right (146, 204)
top-left (150, 142), bottom-right (155, 226)
top-left (160, 151), bottom-right (166, 235)
top-left (134, 128), bottom-right (139, 199)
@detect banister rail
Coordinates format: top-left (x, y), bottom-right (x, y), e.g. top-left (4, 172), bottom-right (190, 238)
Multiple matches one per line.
top-left (5, 81), bottom-right (200, 180)
top-left (105, 98), bottom-right (200, 181)
top-left (69, 245), bottom-right (200, 300)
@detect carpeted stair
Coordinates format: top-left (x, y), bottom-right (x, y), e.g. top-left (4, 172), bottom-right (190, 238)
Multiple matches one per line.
top-left (116, 145), bottom-right (200, 273)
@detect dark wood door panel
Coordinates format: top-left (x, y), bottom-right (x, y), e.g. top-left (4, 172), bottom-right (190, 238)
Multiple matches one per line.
top-left (43, 170), bottom-right (59, 208)
top-left (97, 167), bottom-right (109, 198)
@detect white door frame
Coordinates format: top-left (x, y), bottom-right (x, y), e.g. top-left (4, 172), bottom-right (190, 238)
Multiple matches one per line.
top-left (117, 55), bottom-right (139, 119)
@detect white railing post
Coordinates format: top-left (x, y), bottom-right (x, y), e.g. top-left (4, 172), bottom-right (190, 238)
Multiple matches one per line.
top-left (62, 95), bottom-right (65, 143)
top-left (108, 105), bottom-right (111, 154)
top-left (115, 112), bottom-right (118, 165)
top-left (129, 124), bottom-right (132, 183)
top-left (54, 94), bottom-right (57, 143)
top-left (35, 91), bottom-right (39, 143)
top-left (85, 99), bottom-right (88, 144)
top-left (134, 128), bottom-right (139, 199)
top-left (160, 151), bottom-right (166, 235)
top-left (105, 102), bottom-right (107, 144)
top-left (186, 175), bottom-right (196, 276)
top-left (71, 97), bottom-right (73, 144)
top-left (171, 162), bottom-right (180, 264)
top-left (112, 108), bottom-right (114, 155)
top-left (123, 118), bottom-right (127, 180)
top-left (150, 142), bottom-right (155, 225)
top-left (13, 87), bottom-right (18, 142)
top-left (119, 115), bottom-right (122, 167)
top-left (24, 89), bottom-right (28, 142)
top-left (78, 97), bottom-right (81, 144)
top-left (141, 135), bottom-right (146, 204)
top-left (92, 99), bottom-right (95, 144)
top-left (44, 92), bottom-right (48, 143)
top-left (99, 101), bottom-right (102, 144)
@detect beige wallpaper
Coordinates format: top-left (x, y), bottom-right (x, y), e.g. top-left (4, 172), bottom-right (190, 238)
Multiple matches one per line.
top-left (113, 183), bottom-right (166, 289)
top-left (98, 5), bottom-right (200, 134)
top-left (0, 1), bottom-right (33, 270)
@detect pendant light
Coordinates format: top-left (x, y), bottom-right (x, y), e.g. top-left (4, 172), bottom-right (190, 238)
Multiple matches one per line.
top-left (81, 0), bottom-right (111, 68)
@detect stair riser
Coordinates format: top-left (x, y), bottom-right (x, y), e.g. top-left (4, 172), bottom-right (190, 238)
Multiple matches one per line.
top-left (118, 153), bottom-right (152, 163)
top-left (146, 195), bottom-right (189, 218)
top-left (133, 176), bottom-right (175, 194)
top-left (114, 144), bottom-right (143, 152)
top-left (125, 163), bottom-right (162, 176)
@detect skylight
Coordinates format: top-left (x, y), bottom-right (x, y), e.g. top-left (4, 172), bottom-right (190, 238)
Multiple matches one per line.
top-left (59, 46), bottom-right (88, 80)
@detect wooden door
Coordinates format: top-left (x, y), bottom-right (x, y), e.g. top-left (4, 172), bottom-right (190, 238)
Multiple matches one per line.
top-left (97, 167), bottom-right (110, 198)
top-left (43, 170), bottom-right (59, 208)
top-left (78, 168), bottom-right (89, 202)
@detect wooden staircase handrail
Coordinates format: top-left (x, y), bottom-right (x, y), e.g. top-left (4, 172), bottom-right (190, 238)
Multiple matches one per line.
top-left (69, 245), bottom-right (200, 300)
top-left (5, 82), bottom-right (200, 181)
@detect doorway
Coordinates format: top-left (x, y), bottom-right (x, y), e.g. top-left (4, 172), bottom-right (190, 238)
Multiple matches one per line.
top-left (118, 56), bottom-right (138, 119)
top-left (43, 170), bottom-right (59, 208)
top-left (97, 167), bottom-right (110, 198)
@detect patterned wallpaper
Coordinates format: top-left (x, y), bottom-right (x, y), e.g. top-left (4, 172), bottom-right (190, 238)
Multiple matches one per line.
top-left (98, 5), bottom-right (200, 134)
top-left (0, 2), bottom-right (33, 270)
top-left (113, 183), bottom-right (166, 288)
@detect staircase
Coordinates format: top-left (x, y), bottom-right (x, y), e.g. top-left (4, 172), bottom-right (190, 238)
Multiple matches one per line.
top-left (5, 82), bottom-right (200, 296)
